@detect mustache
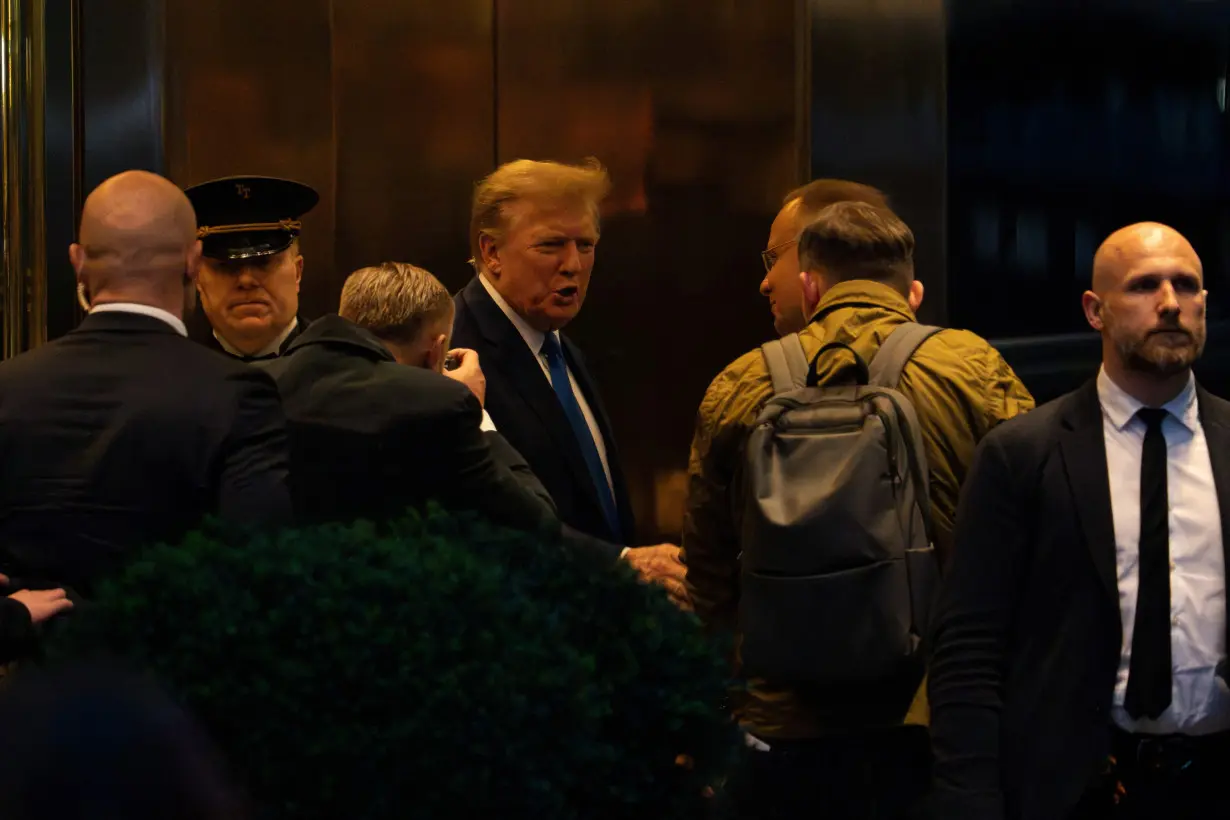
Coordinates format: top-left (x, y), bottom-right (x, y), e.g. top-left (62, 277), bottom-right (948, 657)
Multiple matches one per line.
top-left (1148, 321), bottom-right (1191, 338)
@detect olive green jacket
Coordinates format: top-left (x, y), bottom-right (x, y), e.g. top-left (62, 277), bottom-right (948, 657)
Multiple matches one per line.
top-left (681, 280), bottom-right (1035, 739)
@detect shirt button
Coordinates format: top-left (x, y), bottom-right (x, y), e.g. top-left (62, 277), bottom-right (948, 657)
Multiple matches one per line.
top-left (1172, 615), bottom-right (1180, 626)
top-left (1170, 559), bottom-right (1177, 571)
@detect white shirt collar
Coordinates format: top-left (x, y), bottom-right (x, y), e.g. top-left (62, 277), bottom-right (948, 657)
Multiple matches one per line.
top-left (477, 272), bottom-right (559, 357)
top-left (90, 303), bottom-right (187, 337)
top-left (1096, 365), bottom-right (1198, 433)
top-left (214, 316), bottom-right (299, 359)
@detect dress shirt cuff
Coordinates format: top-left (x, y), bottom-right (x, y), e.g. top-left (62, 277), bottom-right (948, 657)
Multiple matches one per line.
top-left (479, 409), bottom-right (497, 432)
top-left (620, 547), bottom-right (629, 559)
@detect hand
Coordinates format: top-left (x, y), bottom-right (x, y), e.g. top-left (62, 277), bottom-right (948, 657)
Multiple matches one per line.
top-left (9, 588), bottom-right (73, 624)
top-left (443, 348), bottom-right (486, 407)
top-left (623, 544), bottom-right (689, 608)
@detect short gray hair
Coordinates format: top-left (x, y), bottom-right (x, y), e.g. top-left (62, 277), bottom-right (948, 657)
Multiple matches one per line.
top-left (797, 202), bottom-right (915, 295)
top-left (339, 261), bottom-right (452, 343)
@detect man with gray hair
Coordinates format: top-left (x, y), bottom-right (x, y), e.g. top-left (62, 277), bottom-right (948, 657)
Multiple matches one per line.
top-left (683, 201), bottom-right (1033, 816)
top-left (259, 261), bottom-right (686, 601)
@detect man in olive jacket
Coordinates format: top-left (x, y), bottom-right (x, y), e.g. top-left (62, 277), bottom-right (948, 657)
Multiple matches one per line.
top-left (682, 201), bottom-right (1034, 817)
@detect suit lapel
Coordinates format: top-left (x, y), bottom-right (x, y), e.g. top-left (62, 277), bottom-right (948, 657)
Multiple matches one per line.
top-left (1197, 388), bottom-right (1230, 676)
top-left (1058, 379), bottom-right (1119, 605)
top-left (460, 278), bottom-right (609, 520)
top-left (279, 315), bottom-right (309, 355)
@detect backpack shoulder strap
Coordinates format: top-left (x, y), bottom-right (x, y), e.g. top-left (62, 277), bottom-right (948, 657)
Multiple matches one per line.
top-left (760, 333), bottom-right (810, 395)
top-left (868, 322), bottom-right (943, 388)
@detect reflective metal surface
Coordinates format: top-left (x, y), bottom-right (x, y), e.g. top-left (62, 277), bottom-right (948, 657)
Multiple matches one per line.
top-left (808, 0), bottom-right (947, 324)
top-left (496, 0), bottom-right (801, 540)
top-left (2, 0), bottom-right (47, 358)
top-left (332, 0), bottom-right (494, 292)
top-left (164, 0), bottom-right (336, 321)
top-left (42, 0), bottom-right (83, 341)
top-left (27, 0), bottom-right (807, 540)
top-left (79, 0), bottom-right (164, 190)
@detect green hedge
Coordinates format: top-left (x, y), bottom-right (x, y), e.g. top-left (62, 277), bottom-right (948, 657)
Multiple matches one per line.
top-left (47, 508), bottom-right (739, 819)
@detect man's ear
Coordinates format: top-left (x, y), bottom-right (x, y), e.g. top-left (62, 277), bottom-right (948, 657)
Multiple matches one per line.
top-left (908, 280), bottom-right (925, 313)
top-left (478, 233), bottom-right (501, 275)
top-left (1082, 290), bottom-right (1104, 331)
top-left (185, 240), bottom-right (202, 285)
top-left (69, 243), bottom-right (85, 275)
top-left (799, 270), bottom-right (822, 317)
top-left (425, 333), bottom-right (448, 373)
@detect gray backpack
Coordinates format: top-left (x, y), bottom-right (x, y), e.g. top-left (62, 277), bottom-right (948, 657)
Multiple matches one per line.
top-left (738, 323), bottom-right (942, 685)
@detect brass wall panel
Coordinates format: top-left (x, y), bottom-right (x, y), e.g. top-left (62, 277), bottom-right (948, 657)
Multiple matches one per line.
top-left (496, 0), bottom-right (801, 541)
top-left (2, 0), bottom-right (48, 357)
top-left (163, 0), bottom-right (336, 319)
top-left (332, 1), bottom-right (494, 292)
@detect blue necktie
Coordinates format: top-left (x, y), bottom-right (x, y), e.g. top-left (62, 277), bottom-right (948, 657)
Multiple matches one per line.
top-left (540, 333), bottom-right (620, 539)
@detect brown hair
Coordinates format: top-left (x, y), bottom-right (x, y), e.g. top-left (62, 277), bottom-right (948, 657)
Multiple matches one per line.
top-left (339, 261), bottom-right (452, 344)
top-left (784, 179), bottom-right (890, 226)
top-left (797, 201), bottom-right (915, 295)
top-left (469, 158), bottom-right (611, 267)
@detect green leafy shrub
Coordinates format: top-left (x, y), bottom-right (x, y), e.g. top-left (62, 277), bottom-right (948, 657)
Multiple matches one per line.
top-left (47, 508), bottom-right (739, 819)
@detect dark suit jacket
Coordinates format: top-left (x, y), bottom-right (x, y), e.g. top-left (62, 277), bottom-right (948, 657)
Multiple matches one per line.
top-left (0, 597), bottom-right (34, 665)
top-left (195, 314), bottom-right (308, 361)
top-left (0, 311), bottom-right (293, 595)
top-left (257, 314), bottom-right (623, 564)
top-left (927, 378), bottom-right (1230, 820)
top-left (451, 276), bottom-right (635, 543)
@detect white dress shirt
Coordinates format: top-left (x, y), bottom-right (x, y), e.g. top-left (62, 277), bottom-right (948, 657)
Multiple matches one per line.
top-left (214, 316), bottom-right (298, 359)
top-left (477, 273), bottom-right (615, 494)
top-left (90, 302), bottom-right (187, 336)
top-left (1099, 367), bottom-right (1230, 735)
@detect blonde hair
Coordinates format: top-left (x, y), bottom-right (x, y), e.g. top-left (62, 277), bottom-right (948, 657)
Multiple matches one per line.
top-left (339, 261), bottom-right (452, 344)
top-left (468, 158), bottom-right (611, 268)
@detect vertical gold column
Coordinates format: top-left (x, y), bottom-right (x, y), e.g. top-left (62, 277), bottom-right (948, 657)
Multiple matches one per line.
top-left (1, 0), bottom-right (46, 359)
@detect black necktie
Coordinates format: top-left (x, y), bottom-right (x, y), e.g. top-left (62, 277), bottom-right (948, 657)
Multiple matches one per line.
top-left (1124, 406), bottom-right (1172, 720)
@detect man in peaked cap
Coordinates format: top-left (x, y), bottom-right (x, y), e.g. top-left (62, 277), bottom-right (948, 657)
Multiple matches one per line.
top-left (185, 175), bottom-right (317, 361)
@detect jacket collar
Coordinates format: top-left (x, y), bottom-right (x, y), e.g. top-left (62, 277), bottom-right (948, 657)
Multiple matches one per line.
top-left (88, 303), bottom-right (187, 336)
top-left (74, 310), bottom-right (184, 336)
top-left (283, 314), bottom-right (394, 362)
top-left (214, 315), bottom-right (299, 358)
top-left (805, 280), bottom-right (915, 327)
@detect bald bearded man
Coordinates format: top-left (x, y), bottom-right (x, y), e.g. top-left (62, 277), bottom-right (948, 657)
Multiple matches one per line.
top-left (928, 223), bottom-right (1230, 819)
top-left (0, 171), bottom-right (292, 597)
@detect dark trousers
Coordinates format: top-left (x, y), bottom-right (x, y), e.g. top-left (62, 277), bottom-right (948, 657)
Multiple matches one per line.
top-left (1070, 729), bottom-right (1230, 819)
top-left (720, 725), bottom-right (931, 820)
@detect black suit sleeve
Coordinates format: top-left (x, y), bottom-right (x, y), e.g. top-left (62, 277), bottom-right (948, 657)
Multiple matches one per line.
top-left (927, 432), bottom-right (1031, 820)
top-left (216, 368), bottom-right (294, 528)
top-left (0, 598), bottom-right (35, 665)
top-left (446, 395), bottom-right (624, 565)
top-left (483, 431), bottom-right (558, 514)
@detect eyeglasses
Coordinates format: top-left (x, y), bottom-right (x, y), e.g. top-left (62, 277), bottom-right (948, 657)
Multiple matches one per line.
top-left (761, 238), bottom-right (798, 273)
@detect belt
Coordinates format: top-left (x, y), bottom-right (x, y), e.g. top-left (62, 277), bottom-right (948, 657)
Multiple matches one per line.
top-left (1111, 727), bottom-right (1230, 777)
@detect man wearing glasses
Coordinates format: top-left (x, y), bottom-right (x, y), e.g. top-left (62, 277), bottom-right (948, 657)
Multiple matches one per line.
top-left (685, 201), bottom-right (1034, 818)
top-left (759, 179), bottom-right (900, 336)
